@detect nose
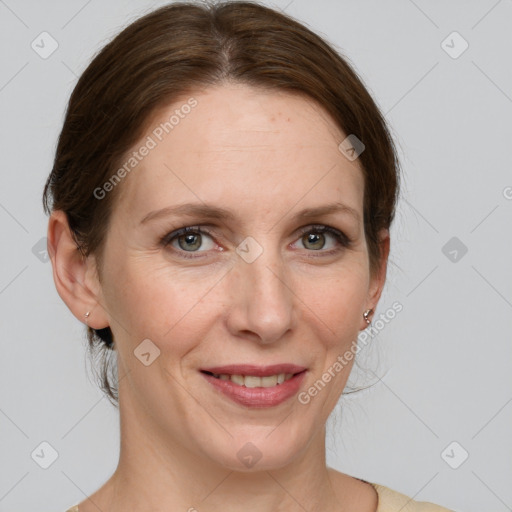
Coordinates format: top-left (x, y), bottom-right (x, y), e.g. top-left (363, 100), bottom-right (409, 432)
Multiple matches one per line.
top-left (224, 239), bottom-right (296, 345)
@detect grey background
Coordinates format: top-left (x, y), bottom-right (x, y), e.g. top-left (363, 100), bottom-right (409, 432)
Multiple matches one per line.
top-left (1, 1), bottom-right (511, 511)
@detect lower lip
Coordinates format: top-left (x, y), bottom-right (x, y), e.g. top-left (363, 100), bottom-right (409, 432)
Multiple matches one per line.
top-left (201, 371), bottom-right (307, 408)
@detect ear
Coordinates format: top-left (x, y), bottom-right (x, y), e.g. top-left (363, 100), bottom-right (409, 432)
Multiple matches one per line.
top-left (361, 228), bottom-right (390, 329)
top-left (47, 210), bottom-right (110, 330)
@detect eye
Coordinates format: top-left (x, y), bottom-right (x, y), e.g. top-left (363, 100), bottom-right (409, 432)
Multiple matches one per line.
top-left (160, 224), bottom-right (352, 260)
top-left (160, 226), bottom-right (216, 259)
top-left (292, 225), bottom-right (351, 256)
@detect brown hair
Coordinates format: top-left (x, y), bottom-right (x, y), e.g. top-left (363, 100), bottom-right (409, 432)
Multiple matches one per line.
top-left (42, 0), bottom-right (401, 407)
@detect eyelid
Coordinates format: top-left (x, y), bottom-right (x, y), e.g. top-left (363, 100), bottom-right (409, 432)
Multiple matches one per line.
top-left (294, 224), bottom-right (353, 244)
top-left (159, 225), bottom-right (216, 251)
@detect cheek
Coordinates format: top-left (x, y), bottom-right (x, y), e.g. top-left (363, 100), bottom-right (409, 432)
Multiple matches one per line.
top-left (294, 263), bottom-right (368, 340)
top-left (102, 255), bottom-right (221, 350)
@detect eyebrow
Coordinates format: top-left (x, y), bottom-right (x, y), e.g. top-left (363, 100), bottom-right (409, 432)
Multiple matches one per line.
top-left (140, 202), bottom-right (361, 225)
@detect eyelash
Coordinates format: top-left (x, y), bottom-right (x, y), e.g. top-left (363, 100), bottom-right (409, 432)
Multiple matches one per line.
top-left (159, 224), bottom-right (352, 260)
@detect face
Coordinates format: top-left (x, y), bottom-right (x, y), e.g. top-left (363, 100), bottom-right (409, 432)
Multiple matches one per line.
top-left (92, 83), bottom-right (387, 471)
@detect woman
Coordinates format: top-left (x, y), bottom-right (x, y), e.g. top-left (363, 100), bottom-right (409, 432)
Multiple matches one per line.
top-left (43, 2), bottom-right (456, 511)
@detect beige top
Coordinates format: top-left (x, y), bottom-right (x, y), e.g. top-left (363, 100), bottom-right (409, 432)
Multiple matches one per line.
top-left (64, 482), bottom-right (455, 511)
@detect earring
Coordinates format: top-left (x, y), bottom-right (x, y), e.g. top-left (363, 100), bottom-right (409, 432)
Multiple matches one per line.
top-left (363, 309), bottom-right (373, 325)
top-left (84, 311), bottom-right (90, 324)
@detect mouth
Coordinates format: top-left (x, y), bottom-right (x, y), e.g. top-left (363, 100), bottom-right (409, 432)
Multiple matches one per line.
top-left (199, 364), bottom-right (308, 408)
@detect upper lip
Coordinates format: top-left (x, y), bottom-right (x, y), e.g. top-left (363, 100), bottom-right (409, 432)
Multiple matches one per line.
top-left (201, 364), bottom-right (307, 377)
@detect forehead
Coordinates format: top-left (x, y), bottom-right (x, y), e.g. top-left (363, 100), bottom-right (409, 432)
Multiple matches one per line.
top-left (115, 84), bottom-right (365, 222)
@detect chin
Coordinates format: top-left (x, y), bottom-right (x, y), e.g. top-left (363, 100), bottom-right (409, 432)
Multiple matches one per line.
top-left (199, 428), bottom-right (307, 473)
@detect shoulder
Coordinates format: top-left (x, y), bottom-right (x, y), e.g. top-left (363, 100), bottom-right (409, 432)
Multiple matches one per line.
top-left (370, 482), bottom-right (456, 512)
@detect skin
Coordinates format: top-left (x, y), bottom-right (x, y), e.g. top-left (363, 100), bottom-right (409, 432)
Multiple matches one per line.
top-left (48, 82), bottom-right (390, 512)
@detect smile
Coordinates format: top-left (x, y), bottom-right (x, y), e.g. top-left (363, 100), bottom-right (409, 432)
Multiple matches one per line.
top-left (200, 367), bottom-right (308, 408)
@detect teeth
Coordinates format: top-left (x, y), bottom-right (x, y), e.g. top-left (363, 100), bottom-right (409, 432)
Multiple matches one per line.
top-left (261, 375), bottom-right (278, 387)
top-left (245, 375), bottom-right (266, 388)
top-left (212, 373), bottom-right (295, 387)
top-left (231, 374), bottom-right (245, 386)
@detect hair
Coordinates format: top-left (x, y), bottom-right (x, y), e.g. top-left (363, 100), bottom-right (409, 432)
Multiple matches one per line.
top-left (42, 0), bottom-right (401, 407)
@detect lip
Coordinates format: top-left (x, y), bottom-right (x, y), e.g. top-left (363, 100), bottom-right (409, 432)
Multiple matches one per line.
top-left (200, 364), bottom-right (307, 377)
top-left (201, 369), bottom-right (307, 408)
top-left (201, 370), bottom-right (306, 408)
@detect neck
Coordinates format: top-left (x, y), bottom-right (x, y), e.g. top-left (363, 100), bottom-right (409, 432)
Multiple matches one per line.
top-left (108, 424), bottom-right (341, 512)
